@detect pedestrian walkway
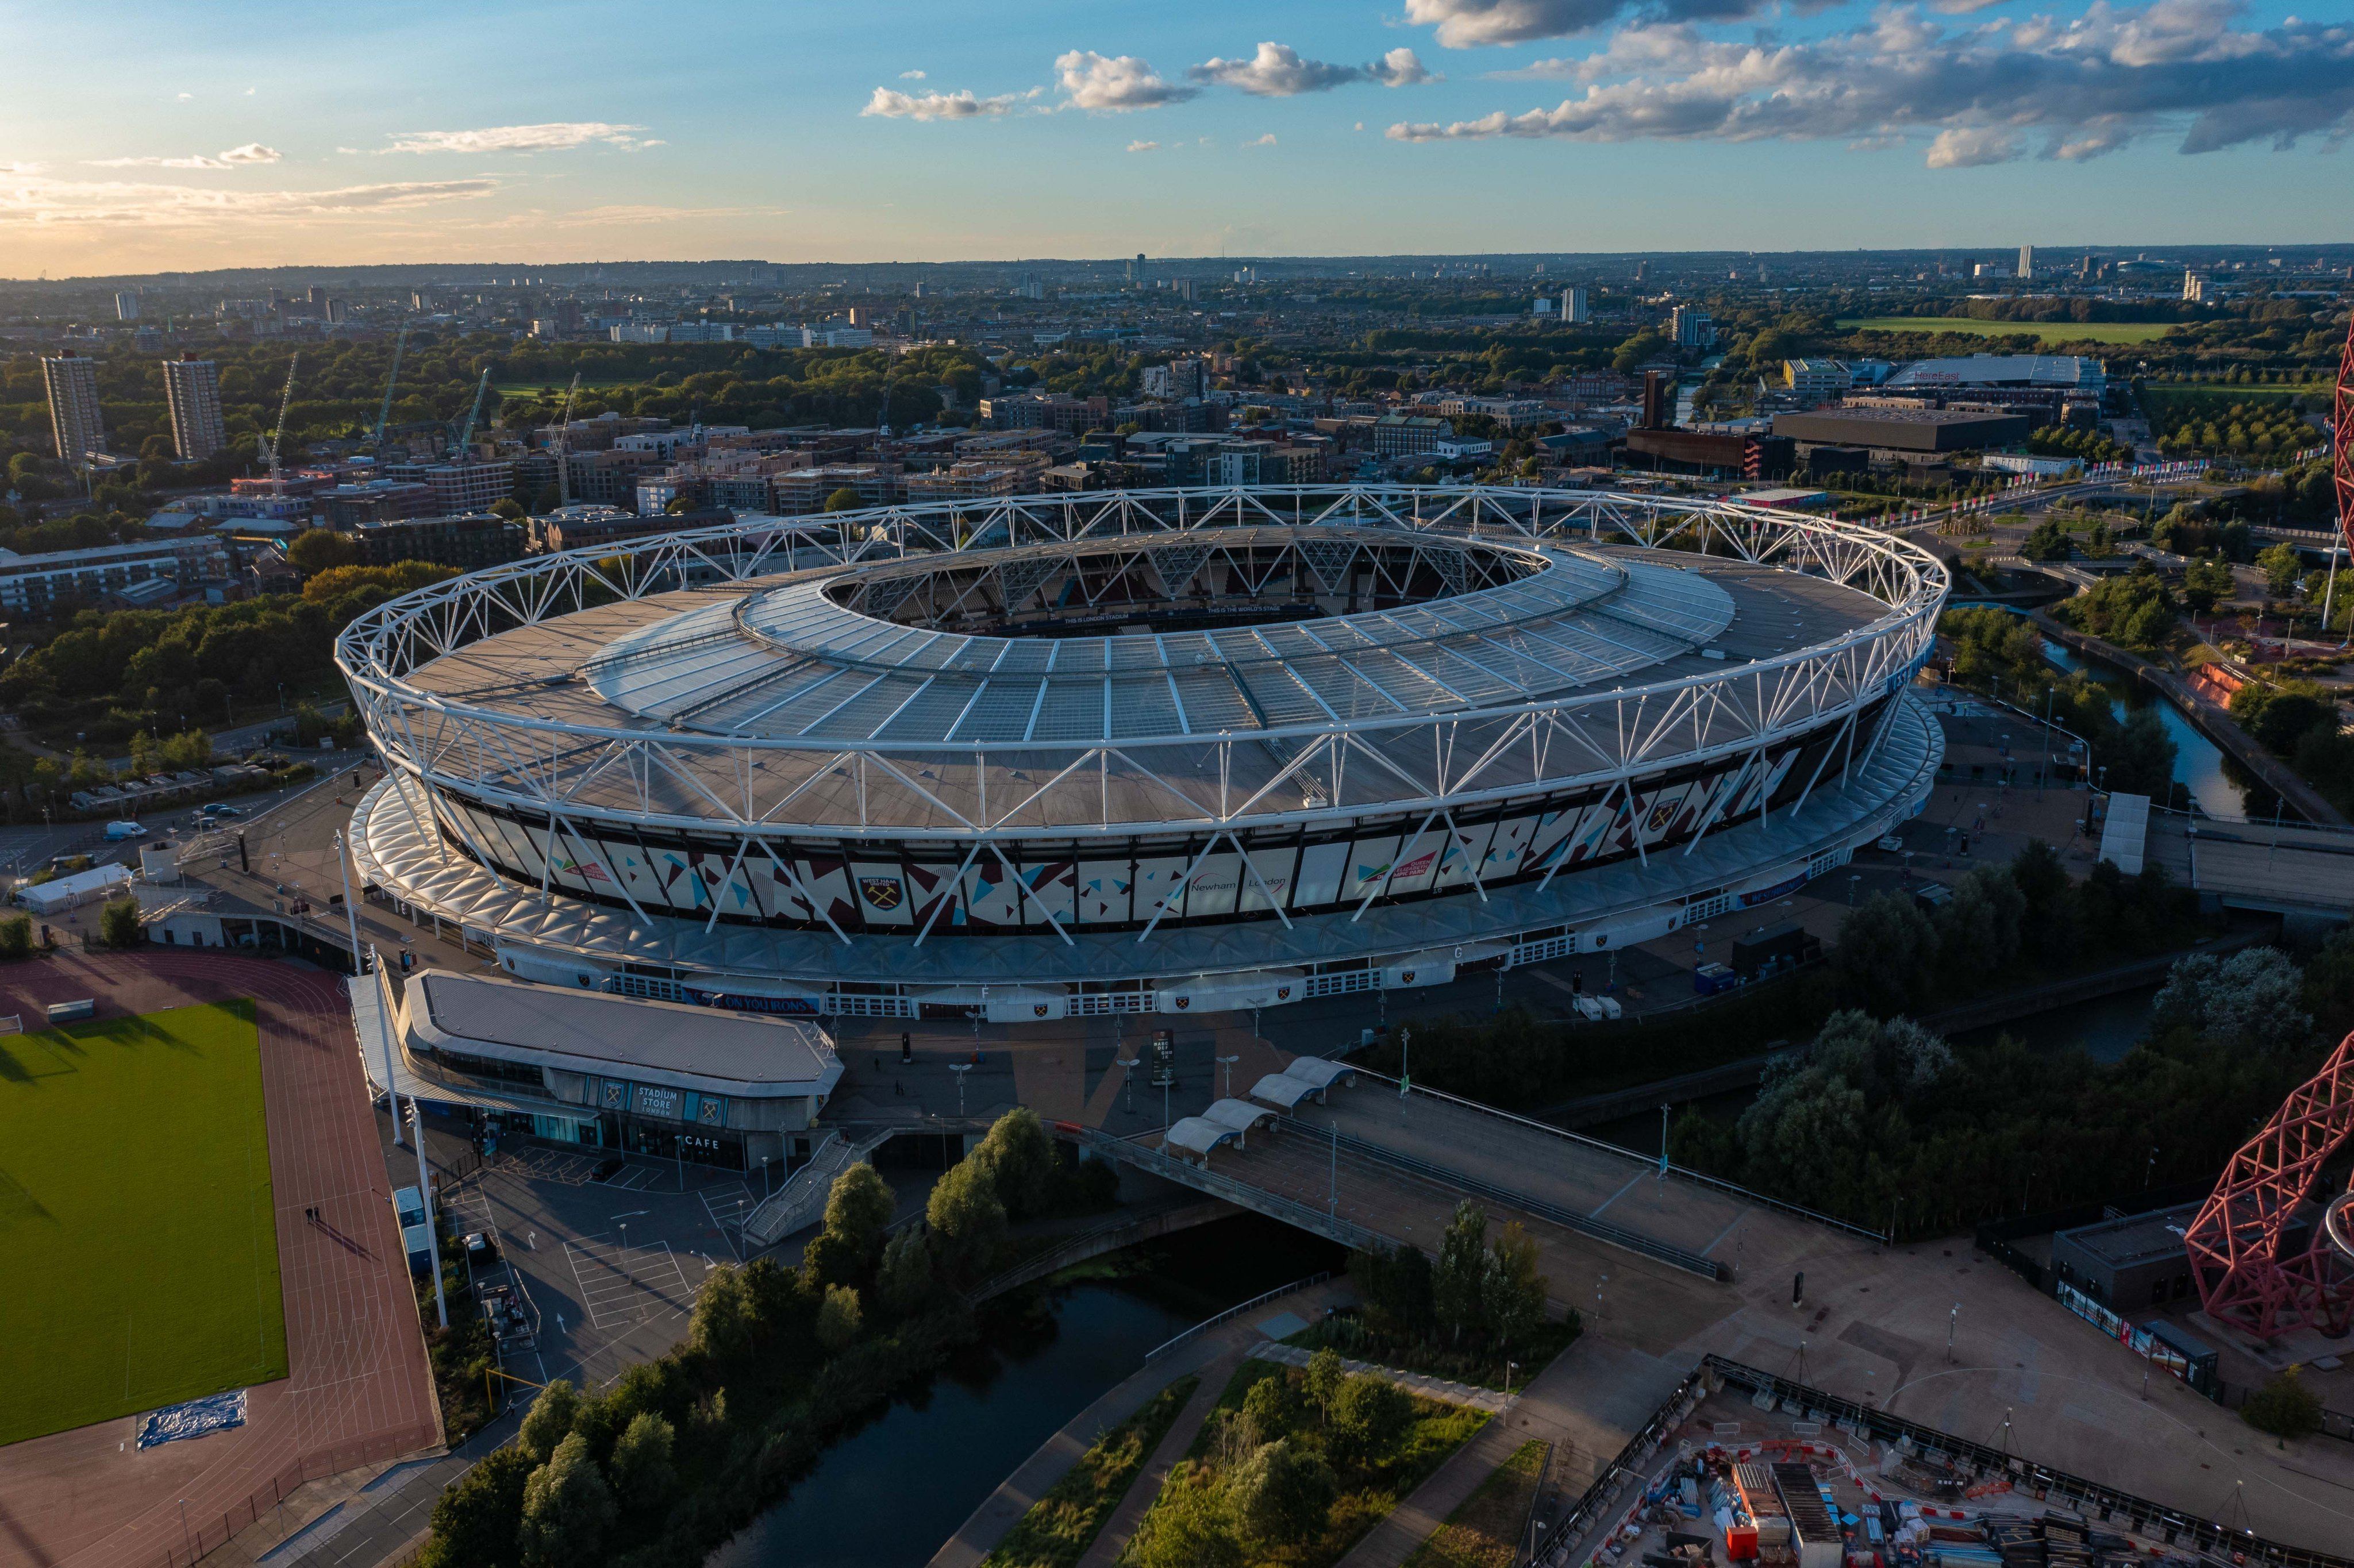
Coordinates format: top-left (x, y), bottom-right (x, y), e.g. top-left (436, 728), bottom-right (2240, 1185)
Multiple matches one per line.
top-left (928, 1277), bottom-right (1352, 1568)
top-left (1074, 1350), bottom-right (1241, 1568)
top-left (1336, 1421), bottom-right (1522, 1568)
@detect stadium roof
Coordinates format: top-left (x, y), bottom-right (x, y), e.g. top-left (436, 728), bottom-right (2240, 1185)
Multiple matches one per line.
top-left (1883, 353), bottom-right (2105, 390)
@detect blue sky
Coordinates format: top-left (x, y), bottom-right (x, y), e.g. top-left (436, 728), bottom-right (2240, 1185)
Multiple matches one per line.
top-left (3, 0), bottom-right (2348, 276)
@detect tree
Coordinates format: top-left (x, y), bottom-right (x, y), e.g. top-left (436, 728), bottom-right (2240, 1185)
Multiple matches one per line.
top-left (2154, 946), bottom-right (2310, 1053)
top-left (605, 1411), bottom-right (676, 1516)
top-left (1934, 865), bottom-right (2025, 983)
top-left (803, 1161), bottom-right (894, 1287)
top-left (1328, 1374), bottom-right (1414, 1470)
top-left (973, 1105), bottom-right (1057, 1219)
top-left (1483, 1221), bottom-right (1548, 1350)
top-left (925, 1156), bottom-right (1007, 1282)
top-left (2242, 1367), bottom-right (2323, 1439)
top-left (2008, 839), bottom-right (2079, 965)
top-left (1351, 1242), bottom-right (1434, 1336)
top-left (286, 528), bottom-right (359, 575)
top-left (2182, 557), bottom-right (2235, 614)
top-left (0, 914), bottom-right (32, 961)
top-left (2103, 708), bottom-right (2179, 798)
top-left (1303, 1346), bottom-right (1346, 1427)
top-left (1238, 1370), bottom-right (1301, 1448)
top-left (517, 1431), bottom-right (615, 1568)
top-left (1130, 1471), bottom-right (1245, 1568)
top-left (1433, 1201), bottom-right (1490, 1344)
top-left (816, 1283), bottom-right (864, 1351)
top-left (419, 1447), bottom-right (531, 1567)
top-left (2256, 542), bottom-right (2303, 598)
top-left (686, 1263), bottom-right (760, 1366)
top-left (1229, 1439), bottom-right (1336, 1546)
top-left (876, 1224), bottom-right (936, 1316)
top-left (518, 1379), bottom-right (581, 1462)
top-left (99, 896), bottom-right (142, 949)
top-left (489, 498), bottom-right (526, 521)
top-left (1834, 892), bottom-right (1937, 1015)
top-left (822, 486), bottom-right (863, 512)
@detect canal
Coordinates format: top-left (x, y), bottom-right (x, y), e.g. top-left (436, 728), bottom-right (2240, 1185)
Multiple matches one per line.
top-left (2040, 641), bottom-right (2272, 820)
top-left (708, 1213), bottom-right (1342, 1568)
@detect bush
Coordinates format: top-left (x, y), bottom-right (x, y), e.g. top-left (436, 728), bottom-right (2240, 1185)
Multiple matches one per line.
top-left (0, 914), bottom-right (32, 961)
top-left (2242, 1368), bottom-right (2323, 1440)
top-left (815, 1284), bottom-right (864, 1352)
top-left (99, 895), bottom-right (141, 949)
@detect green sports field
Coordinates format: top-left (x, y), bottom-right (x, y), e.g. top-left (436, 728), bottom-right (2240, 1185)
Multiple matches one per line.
top-left (0, 1001), bottom-right (286, 1446)
top-left (1837, 316), bottom-right (2179, 345)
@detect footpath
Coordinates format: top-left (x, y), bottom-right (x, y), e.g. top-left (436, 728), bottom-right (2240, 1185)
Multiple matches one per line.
top-left (927, 1277), bottom-right (1355, 1568)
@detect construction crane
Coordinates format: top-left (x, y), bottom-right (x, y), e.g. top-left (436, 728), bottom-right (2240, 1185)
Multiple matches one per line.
top-left (452, 368), bottom-right (491, 459)
top-left (262, 353), bottom-right (300, 481)
top-left (371, 324), bottom-right (409, 449)
top-left (553, 372), bottom-right (583, 508)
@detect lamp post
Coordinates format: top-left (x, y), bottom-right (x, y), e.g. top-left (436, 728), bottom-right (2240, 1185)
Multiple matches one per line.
top-left (409, 1099), bottom-right (446, 1327)
top-left (949, 1061), bottom-right (972, 1119)
top-left (1947, 1302), bottom-right (1959, 1364)
top-left (1216, 1052), bottom-right (1238, 1100)
top-left (1118, 1051), bottom-right (1140, 1115)
top-left (1398, 1025), bottom-right (1411, 1099)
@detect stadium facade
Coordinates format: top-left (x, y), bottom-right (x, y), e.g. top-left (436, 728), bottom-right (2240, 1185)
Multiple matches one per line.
top-left (339, 486), bottom-right (1944, 1019)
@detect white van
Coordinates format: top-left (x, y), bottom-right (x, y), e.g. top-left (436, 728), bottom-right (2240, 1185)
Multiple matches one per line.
top-left (103, 821), bottom-right (145, 841)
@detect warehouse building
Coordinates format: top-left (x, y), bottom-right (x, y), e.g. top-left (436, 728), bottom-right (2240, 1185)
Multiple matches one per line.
top-left (1772, 406), bottom-right (2028, 464)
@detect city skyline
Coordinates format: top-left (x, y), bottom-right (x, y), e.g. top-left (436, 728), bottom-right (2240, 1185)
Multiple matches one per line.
top-left (3, 0), bottom-right (2351, 278)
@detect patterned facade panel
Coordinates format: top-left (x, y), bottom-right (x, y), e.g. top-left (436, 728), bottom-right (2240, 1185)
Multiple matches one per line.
top-left (851, 860), bottom-right (915, 926)
top-left (1237, 845), bottom-right (1299, 913)
top-left (1293, 841), bottom-right (1351, 908)
top-left (1133, 855), bottom-right (1191, 923)
top-left (1076, 860), bottom-right (1133, 923)
top-left (1430, 819), bottom-right (1497, 892)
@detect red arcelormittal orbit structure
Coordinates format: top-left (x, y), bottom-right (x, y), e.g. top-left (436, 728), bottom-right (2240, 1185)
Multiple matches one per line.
top-left (2180, 314), bottom-right (2354, 1339)
top-left (2338, 306), bottom-right (2354, 555)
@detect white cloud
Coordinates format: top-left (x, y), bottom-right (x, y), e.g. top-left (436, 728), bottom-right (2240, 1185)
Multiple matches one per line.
top-left (1055, 51), bottom-right (1198, 111)
top-left (0, 161), bottom-right (44, 174)
top-left (1924, 126), bottom-right (2021, 165)
top-left (1386, 3), bottom-right (2354, 166)
top-left (1245, 133), bottom-right (1279, 146)
top-left (380, 122), bottom-right (652, 155)
top-left (87, 142), bottom-right (284, 170)
top-left (175, 92), bottom-right (193, 101)
top-left (899, 69), bottom-right (927, 79)
top-left (1403, 0), bottom-right (1745, 47)
top-left (861, 86), bottom-right (1023, 120)
top-left (0, 174), bottom-right (499, 226)
top-left (1188, 41), bottom-right (1436, 95)
top-left (1127, 138), bottom-right (1162, 152)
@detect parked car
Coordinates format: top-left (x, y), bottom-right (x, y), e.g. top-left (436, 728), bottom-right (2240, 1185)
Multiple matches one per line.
top-left (463, 1231), bottom-right (498, 1269)
top-left (1875, 833), bottom-right (1905, 852)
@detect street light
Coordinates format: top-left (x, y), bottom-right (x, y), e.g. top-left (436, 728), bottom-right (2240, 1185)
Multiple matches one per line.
top-left (1117, 1051), bottom-right (1140, 1115)
top-left (949, 1061), bottom-right (972, 1119)
top-left (408, 1099), bottom-right (446, 1328)
top-left (1215, 1052), bottom-right (1238, 1100)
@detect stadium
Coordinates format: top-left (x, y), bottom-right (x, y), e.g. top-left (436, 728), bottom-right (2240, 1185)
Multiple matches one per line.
top-left (337, 485), bottom-right (1946, 1019)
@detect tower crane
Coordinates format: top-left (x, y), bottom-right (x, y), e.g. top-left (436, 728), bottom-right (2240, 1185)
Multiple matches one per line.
top-left (372, 324), bottom-right (409, 449)
top-left (453, 368), bottom-right (491, 459)
top-left (553, 372), bottom-right (583, 508)
top-left (263, 354), bottom-right (300, 481)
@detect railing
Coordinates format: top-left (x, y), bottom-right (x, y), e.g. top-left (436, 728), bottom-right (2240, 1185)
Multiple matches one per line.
top-left (1335, 1066), bottom-right (1888, 1244)
top-left (152, 1424), bottom-right (442, 1568)
top-left (1701, 1356), bottom-right (2354, 1568)
top-left (1067, 1125), bottom-right (1383, 1253)
top-left (1275, 1114), bottom-right (1728, 1282)
top-left (1529, 1361), bottom-right (1711, 1566)
top-left (1145, 1272), bottom-right (1333, 1361)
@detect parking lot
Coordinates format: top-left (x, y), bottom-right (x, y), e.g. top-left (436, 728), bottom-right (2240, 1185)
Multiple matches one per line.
top-left (387, 1119), bottom-right (755, 1394)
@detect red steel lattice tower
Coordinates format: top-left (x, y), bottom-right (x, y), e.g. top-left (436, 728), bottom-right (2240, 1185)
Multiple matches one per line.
top-left (2185, 1030), bottom-right (2354, 1340)
top-left (2339, 306), bottom-right (2354, 554)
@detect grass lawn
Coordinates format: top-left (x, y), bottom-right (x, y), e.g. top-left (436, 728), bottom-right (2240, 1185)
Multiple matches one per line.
top-left (1402, 1440), bottom-right (1547, 1568)
top-left (0, 1000), bottom-right (286, 1446)
top-left (2140, 382), bottom-right (2334, 403)
top-left (982, 1375), bottom-right (1199, 1568)
top-left (1837, 317), bottom-right (2178, 345)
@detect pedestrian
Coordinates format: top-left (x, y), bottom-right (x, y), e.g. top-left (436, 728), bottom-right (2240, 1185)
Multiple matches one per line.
top-left (894, 1078), bottom-right (903, 1097)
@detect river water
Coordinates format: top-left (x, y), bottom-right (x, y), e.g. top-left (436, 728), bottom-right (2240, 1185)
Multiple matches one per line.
top-left (2038, 642), bottom-right (2268, 820)
top-left (709, 1215), bottom-right (1341, 1568)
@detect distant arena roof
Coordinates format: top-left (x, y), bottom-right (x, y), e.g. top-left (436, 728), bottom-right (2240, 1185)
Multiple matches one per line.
top-left (1882, 353), bottom-right (2105, 391)
top-left (339, 485), bottom-right (1945, 1015)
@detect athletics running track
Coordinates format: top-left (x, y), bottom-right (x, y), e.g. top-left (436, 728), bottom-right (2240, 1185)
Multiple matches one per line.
top-left (0, 950), bottom-right (439, 1568)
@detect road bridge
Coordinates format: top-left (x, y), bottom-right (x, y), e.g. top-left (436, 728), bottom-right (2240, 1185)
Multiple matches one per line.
top-left (2137, 808), bottom-right (2354, 920)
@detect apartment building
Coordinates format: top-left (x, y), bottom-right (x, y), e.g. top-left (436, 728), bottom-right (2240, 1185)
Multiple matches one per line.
top-left (161, 353), bottom-right (229, 461)
top-left (0, 536), bottom-right (231, 614)
top-left (41, 351), bottom-right (107, 461)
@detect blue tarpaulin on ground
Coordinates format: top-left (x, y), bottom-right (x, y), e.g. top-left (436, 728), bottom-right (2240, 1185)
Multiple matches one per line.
top-left (136, 1389), bottom-right (246, 1448)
